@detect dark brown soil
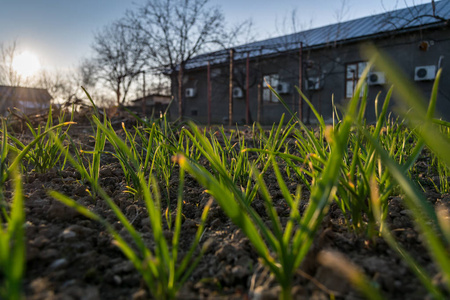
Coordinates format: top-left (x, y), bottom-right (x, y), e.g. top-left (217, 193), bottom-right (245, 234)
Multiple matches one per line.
top-left (2, 114), bottom-right (449, 300)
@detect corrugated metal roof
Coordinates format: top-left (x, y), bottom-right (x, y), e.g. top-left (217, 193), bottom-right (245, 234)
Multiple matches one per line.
top-left (184, 1), bottom-right (450, 70)
top-left (0, 85), bottom-right (52, 102)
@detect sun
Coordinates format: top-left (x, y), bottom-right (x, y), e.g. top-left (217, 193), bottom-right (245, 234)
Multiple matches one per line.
top-left (12, 51), bottom-right (41, 78)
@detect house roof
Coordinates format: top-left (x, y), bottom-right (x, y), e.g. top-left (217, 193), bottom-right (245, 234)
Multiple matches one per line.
top-left (0, 85), bottom-right (52, 102)
top-left (184, 1), bottom-right (450, 71)
top-left (131, 94), bottom-right (171, 103)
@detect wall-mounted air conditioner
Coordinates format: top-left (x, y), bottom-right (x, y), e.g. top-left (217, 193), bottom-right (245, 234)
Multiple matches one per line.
top-left (232, 87), bottom-right (243, 98)
top-left (185, 88), bottom-right (196, 98)
top-left (414, 65), bottom-right (436, 81)
top-left (367, 72), bottom-right (386, 85)
top-left (276, 82), bottom-right (290, 94)
top-left (306, 77), bottom-right (322, 90)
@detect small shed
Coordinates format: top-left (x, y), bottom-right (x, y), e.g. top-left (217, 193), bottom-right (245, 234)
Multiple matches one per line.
top-left (128, 94), bottom-right (172, 116)
top-left (0, 85), bottom-right (52, 115)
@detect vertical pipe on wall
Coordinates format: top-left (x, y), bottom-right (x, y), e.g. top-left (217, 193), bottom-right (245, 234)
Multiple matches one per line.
top-left (229, 49), bottom-right (234, 127)
top-left (298, 42), bottom-right (303, 122)
top-left (257, 83), bottom-right (261, 124)
top-left (352, 70), bottom-right (356, 95)
top-left (246, 52), bottom-right (250, 125)
top-left (207, 61), bottom-right (211, 126)
top-left (142, 71), bottom-right (146, 116)
top-left (178, 63), bottom-right (184, 119)
top-left (318, 93), bottom-right (322, 117)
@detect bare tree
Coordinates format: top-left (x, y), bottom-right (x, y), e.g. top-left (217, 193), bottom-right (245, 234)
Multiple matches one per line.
top-left (78, 58), bottom-right (97, 90)
top-left (36, 68), bottom-right (93, 108)
top-left (91, 20), bottom-right (149, 106)
top-left (0, 40), bottom-right (22, 86)
top-left (128, 0), bottom-right (227, 73)
top-left (126, 0), bottom-right (252, 118)
top-left (66, 59), bottom-right (112, 108)
top-left (34, 58), bottom-right (107, 109)
top-left (133, 72), bottom-right (171, 97)
top-left (35, 70), bottom-right (67, 104)
top-left (380, 0), bottom-right (449, 29)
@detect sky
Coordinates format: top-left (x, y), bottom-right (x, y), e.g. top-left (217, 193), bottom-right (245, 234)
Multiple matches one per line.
top-left (0, 0), bottom-right (430, 73)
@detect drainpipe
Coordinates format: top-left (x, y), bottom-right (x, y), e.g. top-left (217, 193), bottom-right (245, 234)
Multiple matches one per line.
top-left (141, 71), bottom-right (146, 115)
top-left (246, 51), bottom-right (250, 124)
top-left (299, 42), bottom-right (303, 122)
top-left (229, 49), bottom-right (235, 127)
top-left (257, 83), bottom-right (262, 124)
top-left (207, 61), bottom-right (211, 126)
top-left (178, 63), bottom-right (184, 119)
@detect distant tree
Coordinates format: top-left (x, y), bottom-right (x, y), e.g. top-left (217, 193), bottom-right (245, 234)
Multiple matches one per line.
top-left (380, 0), bottom-right (449, 27)
top-left (66, 59), bottom-right (113, 108)
top-left (35, 70), bottom-right (69, 104)
top-left (126, 0), bottom-right (253, 118)
top-left (127, 0), bottom-right (225, 74)
top-left (91, 20), bottom-right (149, 106)
top-left (133, 72), bottom-right (171, 98)
top-left (78, 58), bottom-right (97, 90)
top-left (0, 40), bottom-right (22, 86)
top-left (34, 58), bottom-right (110, 109)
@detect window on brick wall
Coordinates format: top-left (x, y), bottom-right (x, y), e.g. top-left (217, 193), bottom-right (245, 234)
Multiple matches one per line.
top-left (263, 74), bottom-right (279, 102)
top-left (345, 61), bottom-right (367, 98)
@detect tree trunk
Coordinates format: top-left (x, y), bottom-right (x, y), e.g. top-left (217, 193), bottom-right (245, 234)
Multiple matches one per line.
top-left (116, 83), bottom-right (121, 107)
top-left (178, 63), bottom-right (184, 119)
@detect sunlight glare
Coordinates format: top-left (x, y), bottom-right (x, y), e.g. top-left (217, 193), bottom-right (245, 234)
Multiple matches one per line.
top-left (12, 51), bottom-right (41, 78)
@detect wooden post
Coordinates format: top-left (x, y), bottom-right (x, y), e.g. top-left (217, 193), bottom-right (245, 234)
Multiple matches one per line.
top-left (298, 42), bottom-right (303, 122)
top-left (246, 52), bottom-right (250, 125)
top-left (142, 71), bottom-right (146, 115)
top-left (178, 63), bottom-right (183, 119)
top-left (318, 93), bottom-right (322, 117)
top-left (207, 61), bottom-right (211, 126)
top-left (257, 83), bottom-right (261, 124)
top-left (352, 70), bottom-right (356, 95)
top-left (229, 49), bottom-right (234, 127)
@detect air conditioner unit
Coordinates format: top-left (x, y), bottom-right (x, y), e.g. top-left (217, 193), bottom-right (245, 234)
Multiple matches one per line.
top-left (185, 88), bottom-right (196, 98)
top-left (276, 82), bottom-right (290, 94)
top-left (232, 87), bottom-right (243, 98)
top-left (415, 65), bottom-right (436, 81)
top-left (367, 72), bottom-right (386, 85)
top-left (306, 77), bottom-right (322, 90)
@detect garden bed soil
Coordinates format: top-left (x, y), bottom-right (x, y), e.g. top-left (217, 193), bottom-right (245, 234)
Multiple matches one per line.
top-left (3, 114), bottom-right (449, 300)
